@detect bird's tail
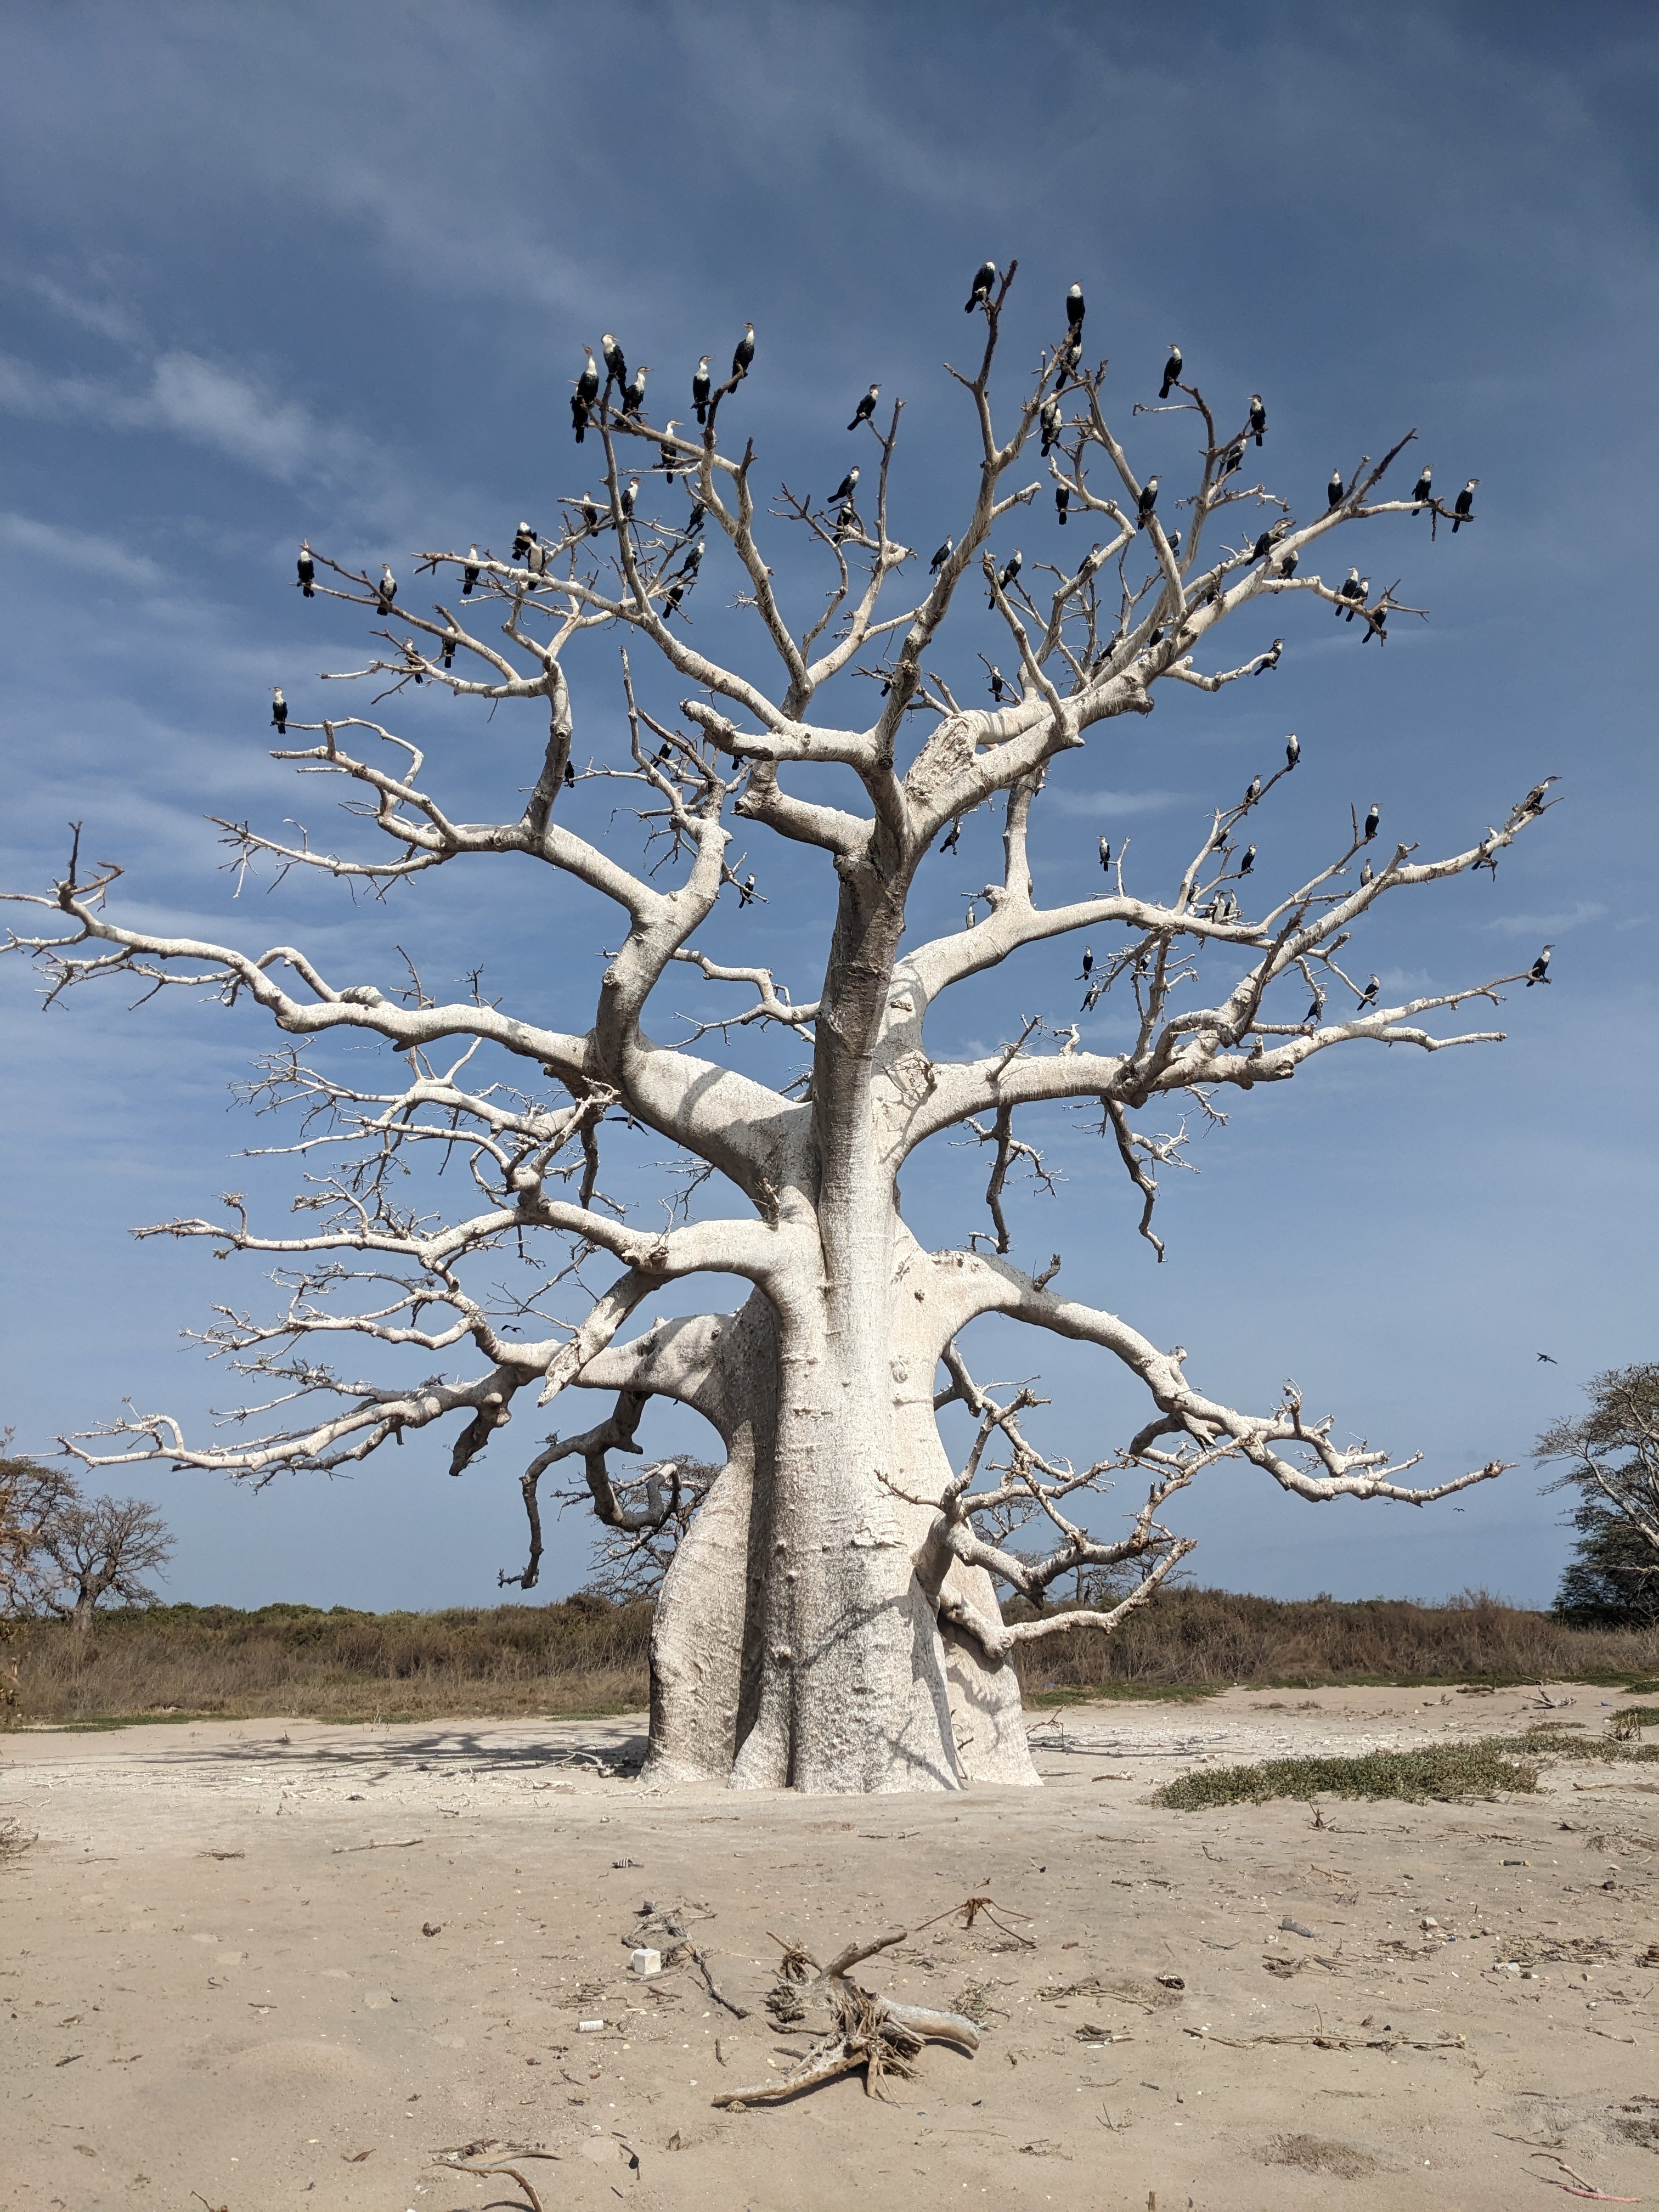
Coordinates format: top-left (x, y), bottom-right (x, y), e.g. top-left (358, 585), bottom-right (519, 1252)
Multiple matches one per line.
top-left (695, 403), bottom-right (706, 423)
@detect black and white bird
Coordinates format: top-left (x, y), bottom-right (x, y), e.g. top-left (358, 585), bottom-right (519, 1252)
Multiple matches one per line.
top-left (1327, 469), bottom-right (1345, 509)
top-left (681, 538), bottom-right (704, 576)
top-left (619, 478), bottom-right (640, 522)
top-left (930, 536), bottom-right (953, 573)
top-left (738, 873), bottom-right (758, 907)
top-left (601, 333), bottom-right (627, 390)
top-left (1363, 802), bottom-right (1380, 841)
top-left (828, 466), bottom-right (860, 507)
top-left (1357, 974), bottom-right (1380, 1008)
top-left (1079, 945), bottom-right (1093, 978)
top-left (1360, 859), bottom-right (1373, 886)
top-left (524, 539), bottom-right (549, 582)
top-left (296, 541), bottom-right (314, 597)
top-left (622, 364), bottom-right (650, 418)
top-left (1098, 837), bottom-right (1111, 872)
top-left (848, 382), bottom-right (879, 431)
top-left (1249, 394), bottom-right (1267, 446)
top-left (1337, 567), bottom-right (1365, 615)
top-left (965, 259), bottom-right (997, 313)
top-left (441, 633), bottom-right (456, 669)
top-left (1056, 484), bottom-right (1070, 525)
top-left (1522, 776), bottom-right (1558, 814)
top-left (658, 422), bottom-right (682, 479)
top-left (988, 664), bottom-right (1007, 702)
top-left (402, 636), bottom-right (425, 680)
top-left (1254, 637), bottom-right (1283, 674)
top-left (579, 494), bottom-right (601, 534)
top-left (563, 759), bottom-right (577, 788)
top-left (512, 522), bottom-right (537, 560)
top-left (1040, 396), bottom-right (1062, 455)
top-left (1221, 442), bottom-right (1244, 477)
top-left (1136, 476), bottom-right (1159, 527)
top-left (1345, 577), bottom-right (1371, 623)
top-left (1159, 343), bottom-right (1182, 398)
top-left (662, 582), bottom-right (685, 622)
top-left (462, 544), bottom-right (480, 594)
top-left (1274, 546), bottom-right (1299, 577)
top-left (1411, 462), bottom-right (1432, 505)
top-left (731, 323), bottom-right (755, 381)
top-left (1061, 279), bottom-right (1085, 332)
top-left (1239, 844), bottom-right (1256, 875)
top-left (692, 357), bottom-right (712, 424)
top-left (684, 499), bottom-right (704, 537)
top-left (1244, 774), bottom-right (1261, 806)
top-left (1167, 529), bottom-right (1182, 556)
top-left (996, 548), bottom-right (1023, 592)
top-left (576, 347), bottom-right (600, 411)
top-left (1251, 528), bottom-right (1278, 563)
top-left (1285, 732), bottom-right (1300, 769)
top-left (376, 564), bottom-right (397, 612)
top-left (1304, 995), bottom-right (1323, 1025)
top-left (1527, 944), bottom-right (1553, 986)
top-left (939, 817), bottom-right (962, 855)
top-left (569, 391), bottom-right (589, 443)
top-left (271, 686), bottom-right (287, 734)
top-left (1453, 477), bottom-right (1478, 531)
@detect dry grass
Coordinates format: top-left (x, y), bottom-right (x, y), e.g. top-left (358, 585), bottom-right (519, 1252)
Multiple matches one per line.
top-left (1154, 1738), bottom-right (1543, 1810)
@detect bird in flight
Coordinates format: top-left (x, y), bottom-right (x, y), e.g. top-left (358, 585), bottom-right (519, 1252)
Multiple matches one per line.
top-left (1537, 1351), bottom-right (1558, 1363)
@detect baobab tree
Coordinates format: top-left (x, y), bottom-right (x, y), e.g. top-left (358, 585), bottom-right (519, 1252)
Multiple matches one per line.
top-left (5, 263), bottom-right (1550, 1793)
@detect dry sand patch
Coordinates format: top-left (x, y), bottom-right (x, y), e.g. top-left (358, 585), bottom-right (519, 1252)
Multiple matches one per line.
top-left (2, 1683), bottom-right (1655, 2209)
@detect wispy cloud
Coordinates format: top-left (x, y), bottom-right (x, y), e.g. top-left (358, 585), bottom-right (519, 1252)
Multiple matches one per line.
top-left (0, 510), bottom-right (162, 588)
top-left (1048, 787), bottom-right (1185, 820)
top-left (1479, 900), bottom-right (1606, 938)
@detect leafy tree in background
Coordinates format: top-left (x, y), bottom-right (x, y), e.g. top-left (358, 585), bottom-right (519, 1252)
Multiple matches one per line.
top-left (1, 1451), bottom-right (174, 1640)
top-left (1544, 1365), bottom-right (1659, 1627)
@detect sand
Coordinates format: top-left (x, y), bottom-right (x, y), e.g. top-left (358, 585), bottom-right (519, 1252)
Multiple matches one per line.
top-left (3, 1683), bottom-right (1656, 2210)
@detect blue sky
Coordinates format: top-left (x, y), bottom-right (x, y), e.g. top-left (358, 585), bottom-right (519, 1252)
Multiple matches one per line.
top-left (1, 2), bottom-right (1654, 1613)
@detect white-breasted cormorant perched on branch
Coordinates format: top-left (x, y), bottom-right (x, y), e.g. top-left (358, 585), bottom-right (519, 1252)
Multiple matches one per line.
top-left (1363, 802), bottom-right (1380, 841)
top-left (1304, 995), bottom-right (1323, 1025)
top-left (1065, 281), bottom-right (1085, 331)
top-left (1360, 859), bottom-right (1373, 885)
top-left (563, 759), bottom-right (576, 787)
top-left (692, 357), bottom-right (712, 424)
top-left (658, 423), bottom-right (682, 479)
top-left (731, 323), bottom-right (755, 381)
top-left (1056, 484), bottom-right (1070, 525)
top-left (930, 537), bottom-right (952, 573)
top-left (1274, 546), bottom-right (1299, 577)
top-left (1453, 478), bottom-right (1478, 531)
top-left (622, 364), bottom-right (650, 418)
top-left (1327, 469), bottom-right (1345, 509)
top-left (662, 581), bottom-right (685, 622)
top-left (827, 466), bottom-right (860, 507)
top-left (1079, 945), bottom-right (1093, 979)
top-left (1221, 442), bottom-right (1244, 477)
top-left (1251, 637), bottom-right (1282, 674)
top-left (441, 632), bottom-right (456, 668)
top-left (578, 494), bottom-right (600, 533)
top-left (988, 664), bottom-right (1007, 702)
top-left (1357, 974), bottom-right (1380, 1008)
top-left (1040, 396), bottom-right (1061, 455)
top-left (296, 541), bottom-right (314, 597)
top-left (1521, 776), bottom-right (1558, 814)
top-left (1345, 577), bottom-right (1371, 623)
top-left (1527, 944), bottom-right (1553, 986)
top-left (1159, 343), bottom-right (1182, 399)
top-left (462, 545), bottom-right (479, 595)
top-left (524, 540), bottom-right (549, 583)
top-left (619, 478), bottom-right (639, 522)
top-left (1237, 844), bottom-right (1256, 876)
top-left (512, 522), bottom-right (537, 560)
top-left (569, 392), bottom-right (588, 441)
top-left (996, 548), bottom-right (1023, 593)
top-left (1336, 567), bottom-right (1364, 615)
top-left (1411, 462), bottom-right (1432, 505)
top-left (1244, 775), bottom-right (1261, 806)
top-left (1136, 476), bottom-right (1159, 527)
top-left (1249, 394), bottom-right (1267, 445)
top-left (681, 538), bottom-right (704, 577)
top-left (683, 498), bottom-right (704, 537)
top-left (577, 347), bottom-right (599, 410)
top-left (965, 259), bottom-right (997, 313)
top-left (376, 564), bottom-right (397, 612)
top-left (848, 382), bottom-right (879, 431)
top-left (271, 686), bottom-right (287, 735)
top-left (1098, 837), bottom-right (1111, 872)
top-left (601, 333), bottom-right (626, 390)
top-left (1285, 732), bottom-right (1300, 769)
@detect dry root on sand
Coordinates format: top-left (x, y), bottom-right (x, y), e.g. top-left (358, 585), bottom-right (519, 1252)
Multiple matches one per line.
top-left (714, 1919), bottom-right (983, 2109)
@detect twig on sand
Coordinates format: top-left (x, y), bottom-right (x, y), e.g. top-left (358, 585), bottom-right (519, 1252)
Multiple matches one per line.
top-left (1529, 2153), bottom-right (1641, 2202)
top-left (692, 1947), bottom-right (749, 2018)
top-left (331, 1836), bottom-right (424, 1853)
top-left (433, 2150), bottom-right (559, 2211)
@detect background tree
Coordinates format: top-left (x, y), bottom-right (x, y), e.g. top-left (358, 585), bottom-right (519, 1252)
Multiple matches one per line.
top-left (1543, 1365), bottom-right (1659, 1626)
top-left (23, 1488), bottom-right (174, 1640)
top-left (0, 1444), bottom-right (75, 1617)
top-left (4, 264), bottom-right (1547, 1792)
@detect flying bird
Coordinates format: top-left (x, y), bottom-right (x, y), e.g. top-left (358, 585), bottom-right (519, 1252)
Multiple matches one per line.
top-left (1537, 1351), bottom-right (1558, 1363)
top-left (965, 259), bottom-right (998, 312)
top-left (1136, 477), bottom-right (1159, 526)
top-left (930, 536), bottom-right (953, 573)
top-left (601, 333), bottom-right (627, 388)
top-left (376, 564), bottom-right (397, 612)
top-left (1363, 802), bottom-right (1380, 841)
top-left (1065, 281), bottom-right (1086, 331)
top-left (296, 541), bottom-right (314, 597)
top-left (731, 323), bottom-right (755, 381)
top-left (1327, 469), bottom-right (1345, 509)
top-left (1527, 944), bottom-right (1553, 986)
top-left (270, 686), bottom-right (287, 735)
top-left (462, 544), bottom-right (480, 594)
top-left (1056, 484), bottom-right (1070, 525)
top-left (1249, 394), bottom-right (1267, 445)
top-left (1285, 732), bottom-right (1300, 768)
top-left (1453, 477), bottom-right (1479, 531)
top-left (622, 364), bottom-right (650, 418)
top-left (848, 382), bottom-right (879, 431)
top-left (692, 357), bottom-right (712, 424)
top-left (1098, 837), bottom-right (1111, 872)
top-left (1411, 462), bottom-right (1432, 505)
top-left (828, 466), bottom-right (860, 507)
top-left (1159, 343), bottom-right (1182, 399)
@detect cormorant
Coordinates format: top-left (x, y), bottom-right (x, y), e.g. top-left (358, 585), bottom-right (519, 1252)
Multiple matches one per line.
top-left (1079, 945), bottom-right (1093, 978)
top-left (1136, 476), bottom-right (1159, 527)
top-left (570, 393), bottom-right (588, 442)
top-left (1363, 802), bottom-right (1380, 841)
top-left (965, 259), bottom-right (997, 313)
top-left (825, 467), bottom-right (860, 512)
top-left (601, 333), bottom-right (626, 389)
top-left (663, 582), bottom-right (685, 621)
top-left (1360, 859), bottom-right (1373, 886)
top-left (1159, 344), bottom-right (1182, 399)
top-left (939, 818), bottom-right (962, 855)
top-left (681, 538), bottom-right (704, 575)
top-left (659, 422), bottom-right (682, 479)
top-left (1056, 484), bottom-right (1070, 525)
top-left (848, 382), bottom-right (879, 431)
top-left (1244, 775), bottom-right (1261, 806)
top-left (1098, 838), bottom-right (1111, 872)
top-left (1252, 529), bottom-right (1277, 562)
top-left (1453, 478), bottom-right (1478, 531)
top-left (1285, 732), bottom-right (1300, 769)
top-left (563, 759), bottom-right (576, 787)
top-left (1527, 944), bottom-right (1553, 986)
top-left (1221, 443), bottom-right (1244, 476)
top-left (376, 564), bottom-right (397, 612)
top-left (997, 549), bottom-right (1023, 591)
top-left (512, 522), bottom-right (537, 560)
top-left (1327, 469), bottom-right (1345, 509)
top-left (580, 495), bottom-right (600, 533)
top-left (1336, 567), bottom-right (1364, 615)
top-left (1040, 396), bottom-right (1062, 455)
top-left (1249, 394), bottom-right (1267, 446)
top-left (1411, 462), bottom-right (1432, 505)
top-left (1239, 844), bottom-right (1256, 875)
top-left (619, 478), bottom-right (639, 522)
top-left (1066, 282), bottom-right (1086, 332)
top-left (441, 634), bottom-right (456, 669)
top-left (684, 499), bottom-right (704, 536)
top-left (462, 545), bottom-right (480, 594)
top-left (738, 873), bottom-right (758, 907)
top-left (524, 540), bottom-right (549, 581)
top-left (622, 364), bottom-right (650, 418)
top-left (1521, 777), bottom-right (1557, 814)
top-left (1274, 547), bottom-right (1298, 577)
top-left (271, 686), bottom-right (287, 734)
top-left (1304, 996), bottom-right (1323, 1024)
top-left (1345, 577), bottom-right (1370, 622)
top-left (988, 664), bottom-right (1007, 702)
top-left (1167, 529), bottom-right (1182, 556)
top-left (296, 541), bottom-right (314, 597)
top-left (930, 537), bottom-right (953, 573)
top-left (1358, 974), bottom-right (1380, 1008)
top-left (692, 357), bottom-right (712, 424)
top-left (731, 323), bottom-right (755, 381)
top-left (576, 347), bottom-right (599, 411)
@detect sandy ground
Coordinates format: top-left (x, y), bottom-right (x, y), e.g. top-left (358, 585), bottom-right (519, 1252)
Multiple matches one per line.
top-left (3, 1684), bottom-right (1656, 2212)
